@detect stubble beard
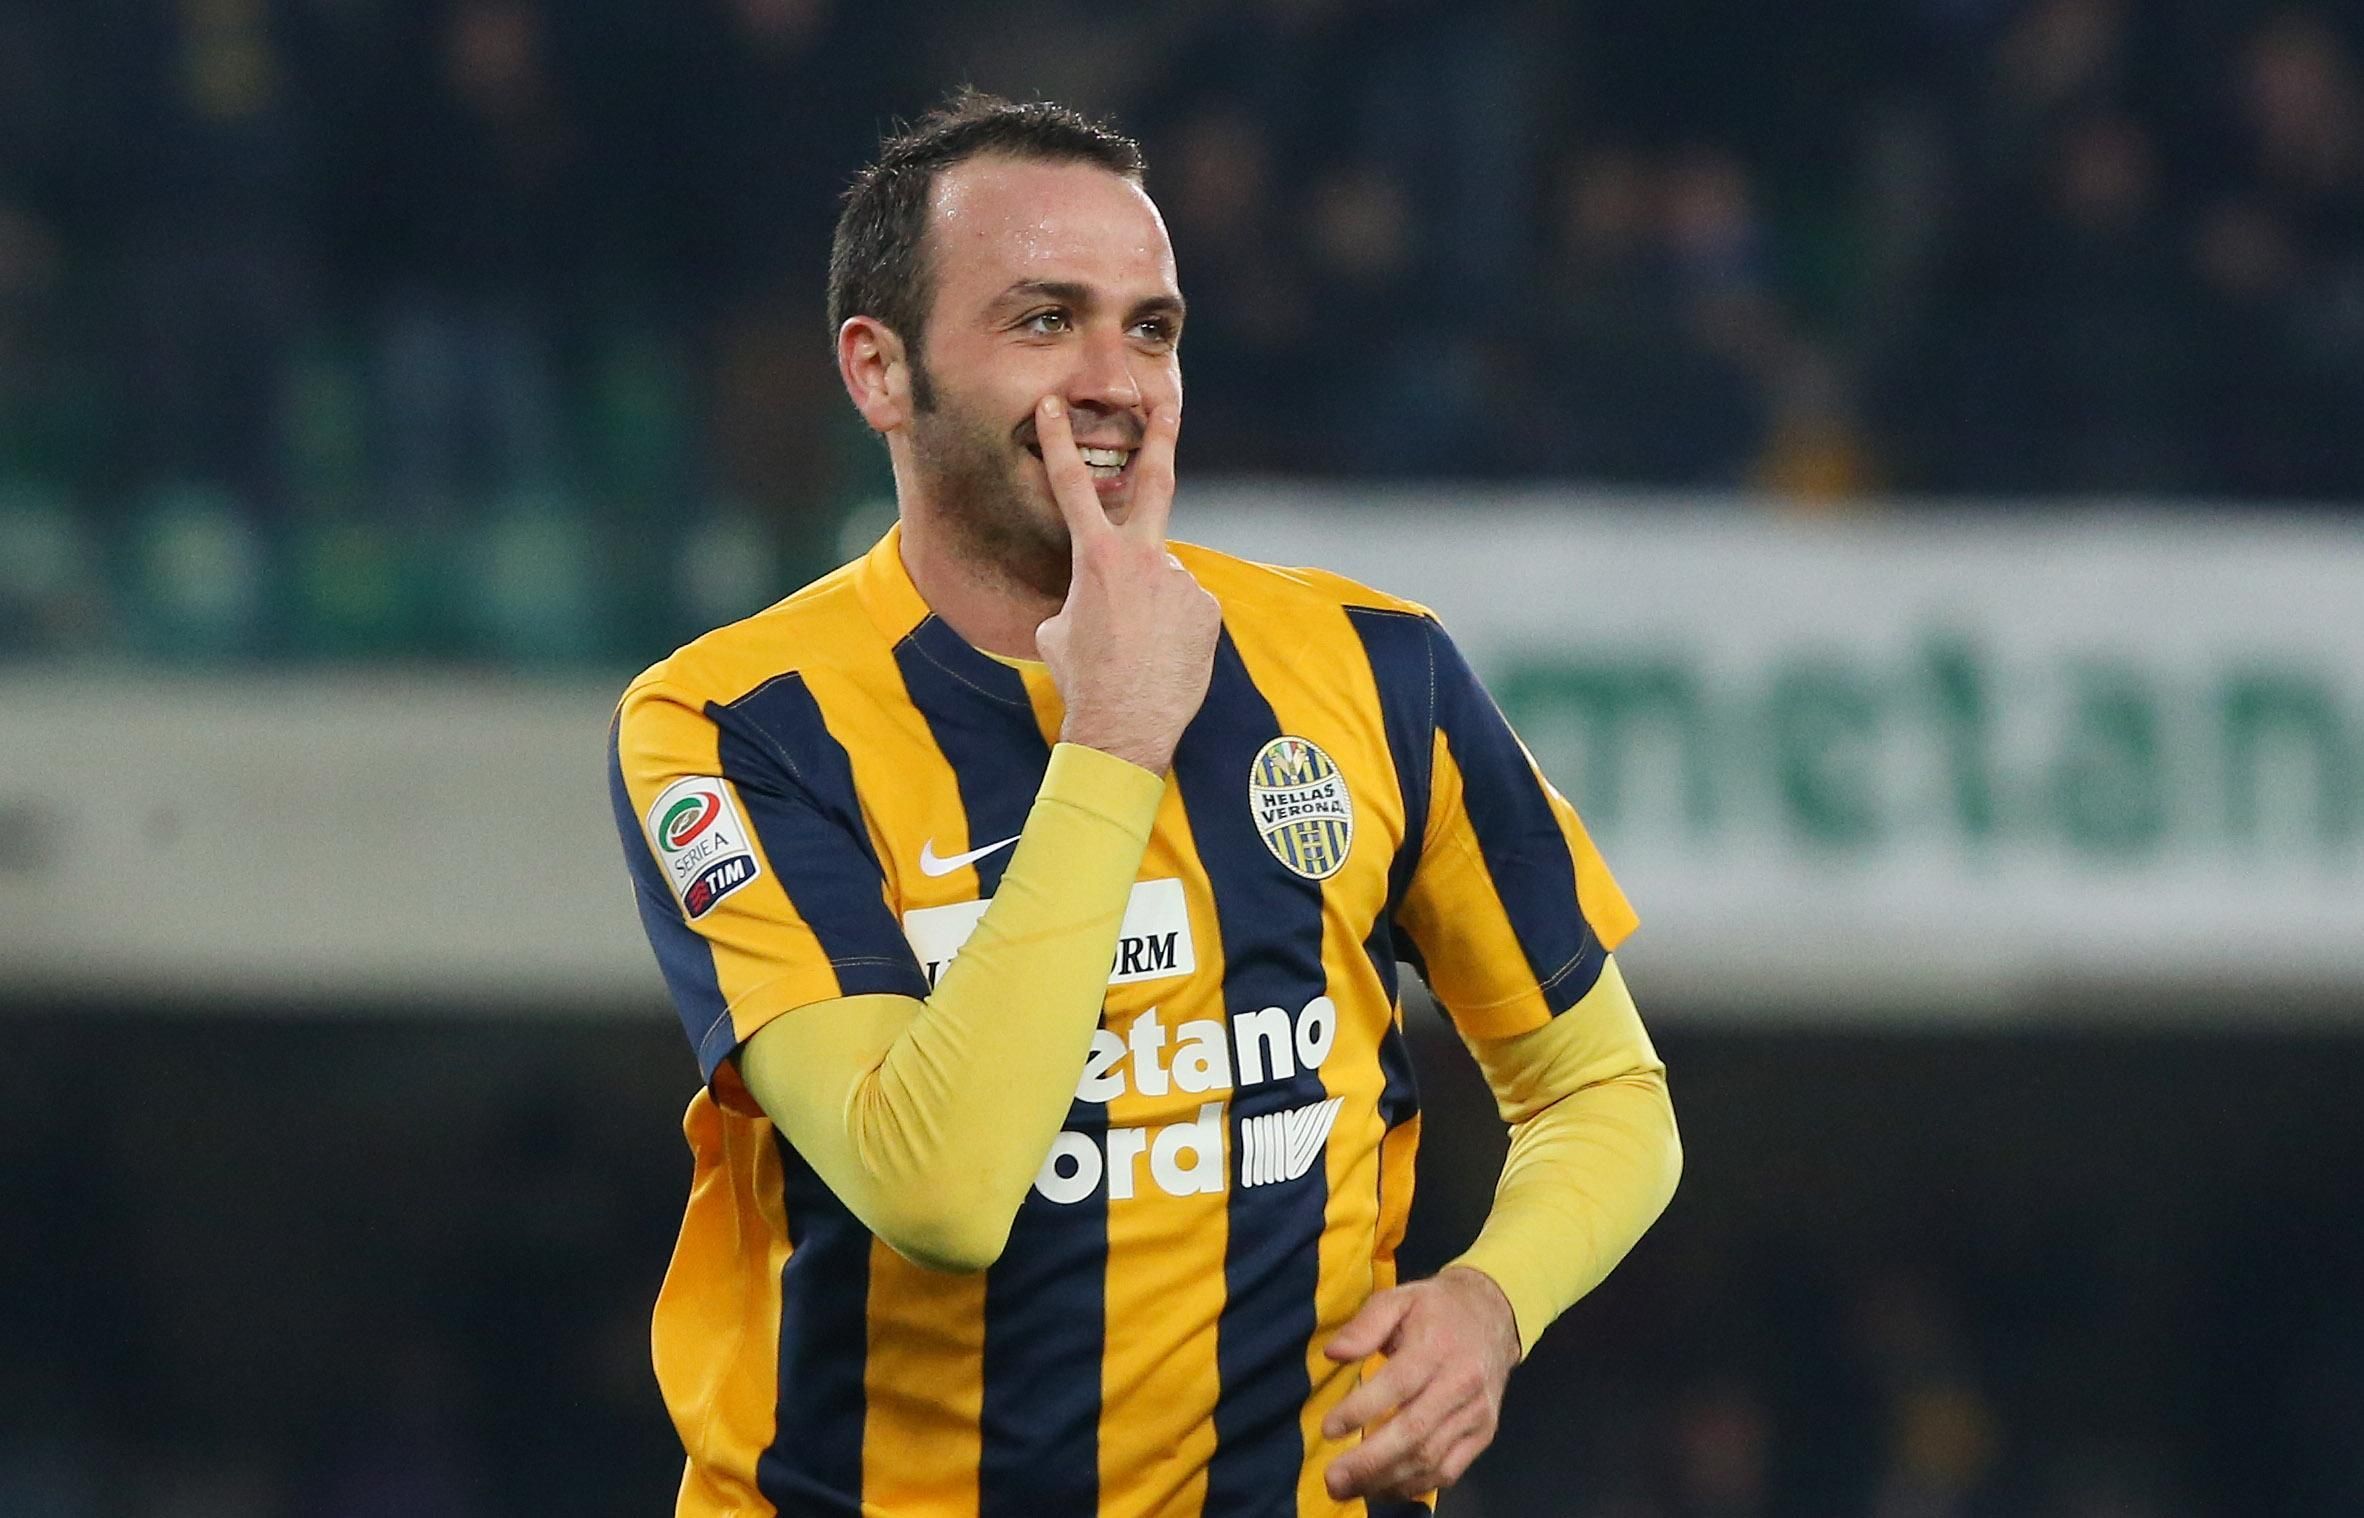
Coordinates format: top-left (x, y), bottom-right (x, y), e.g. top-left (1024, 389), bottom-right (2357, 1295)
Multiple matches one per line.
top-left (907, 373), bottom-right (1072, 603)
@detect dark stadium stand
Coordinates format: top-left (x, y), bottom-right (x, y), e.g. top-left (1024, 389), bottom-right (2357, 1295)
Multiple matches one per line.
top-left (2, 0), bottom-right (2362, 663)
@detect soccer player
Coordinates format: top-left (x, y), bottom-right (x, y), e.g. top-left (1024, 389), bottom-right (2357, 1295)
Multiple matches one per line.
top-left (611, 92), bottom-right (1680, 1517)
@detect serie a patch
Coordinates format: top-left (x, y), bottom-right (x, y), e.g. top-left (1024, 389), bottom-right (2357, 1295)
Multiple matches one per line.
top-left (645, 776), bottom-right (762, 919)
top-left (1248, 735), bottom-right (1353, 880)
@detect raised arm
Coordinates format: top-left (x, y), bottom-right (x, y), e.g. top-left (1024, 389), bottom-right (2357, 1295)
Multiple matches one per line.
top-left (620, 399), bottom-right (1220, 1273)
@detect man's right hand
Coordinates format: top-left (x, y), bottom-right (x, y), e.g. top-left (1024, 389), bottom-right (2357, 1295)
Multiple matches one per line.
top-left (1034, 396), bottom-right (1219, 776)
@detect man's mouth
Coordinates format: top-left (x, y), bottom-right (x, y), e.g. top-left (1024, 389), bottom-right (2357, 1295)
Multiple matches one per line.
top-left (1021, 439), bottom-right (1136, 484)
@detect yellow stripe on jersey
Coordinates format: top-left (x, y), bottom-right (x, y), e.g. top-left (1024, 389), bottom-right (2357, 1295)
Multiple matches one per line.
top-left (862, 1251), bottom-right (986, 1512)
top-left (609, 525), bottom-right (1648, 1518)
top-left (652, 1091), bottom-right (791, 1516)
top-left (1091, 780), bottom-right (1228, 1518)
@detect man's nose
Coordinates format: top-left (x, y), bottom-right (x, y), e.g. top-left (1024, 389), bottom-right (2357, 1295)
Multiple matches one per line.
top-left (1066, 325), bottom-right (1144, 415)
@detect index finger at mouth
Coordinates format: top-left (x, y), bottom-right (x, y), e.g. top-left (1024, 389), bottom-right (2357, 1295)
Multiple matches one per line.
top-left (1117, 402), bottom-right (1180, 544)
top-left (1035, 397), bottom-right (1112, 543)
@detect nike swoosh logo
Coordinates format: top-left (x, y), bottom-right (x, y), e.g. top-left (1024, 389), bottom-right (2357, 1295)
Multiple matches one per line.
top-left (917, 834), bottom-right (1022, 877)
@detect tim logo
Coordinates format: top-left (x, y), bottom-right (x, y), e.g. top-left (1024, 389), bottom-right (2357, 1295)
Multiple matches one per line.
top-left (646, 776), bottom-right (761, 919)
top-left (682, 855), bottom-right (755, 918)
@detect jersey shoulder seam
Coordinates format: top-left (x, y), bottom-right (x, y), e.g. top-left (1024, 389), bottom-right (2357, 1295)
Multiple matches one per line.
top-left (1170, 539), bottom-right (1435, 619)
top-left (625, 567), bottom-right (873, 709)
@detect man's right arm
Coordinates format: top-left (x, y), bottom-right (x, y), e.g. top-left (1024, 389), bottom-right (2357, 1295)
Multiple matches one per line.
top-left (634, 397), bottom-right (1215, 1275)
top-left (737, 742), bottom-right (1161, 1273)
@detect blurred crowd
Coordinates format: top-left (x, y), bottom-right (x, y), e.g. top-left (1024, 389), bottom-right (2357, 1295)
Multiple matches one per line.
top-left (1, 0), bottom-right (2362, 659)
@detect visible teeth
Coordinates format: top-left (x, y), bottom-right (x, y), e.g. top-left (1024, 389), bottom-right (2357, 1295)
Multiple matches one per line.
top-left (1079, 447), bottom-right (1128, 468)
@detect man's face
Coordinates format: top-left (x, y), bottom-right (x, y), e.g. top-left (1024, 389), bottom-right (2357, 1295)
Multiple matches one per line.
top-left (902, 156), bottom-right (1185, 597)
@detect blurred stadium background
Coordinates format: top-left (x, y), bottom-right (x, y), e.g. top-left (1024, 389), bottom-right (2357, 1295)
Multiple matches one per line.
top-left (2, 0), bottom-right (2361, 1514)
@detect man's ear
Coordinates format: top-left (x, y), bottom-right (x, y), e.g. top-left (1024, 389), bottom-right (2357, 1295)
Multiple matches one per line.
top-left (838, 316), bottom-right (914, 434)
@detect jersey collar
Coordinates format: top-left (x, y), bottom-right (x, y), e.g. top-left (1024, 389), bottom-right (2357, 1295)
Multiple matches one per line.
top-left (851, 521), bottom-right (933, 645)
top-left (851, 521), bottom-right (1053, 710)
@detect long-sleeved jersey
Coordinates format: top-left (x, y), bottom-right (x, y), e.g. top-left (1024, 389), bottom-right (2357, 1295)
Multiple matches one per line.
top-left (610, 525), bottom-right (1647, 1518)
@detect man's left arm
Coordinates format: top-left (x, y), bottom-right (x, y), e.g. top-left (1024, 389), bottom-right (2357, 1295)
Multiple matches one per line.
top-left (1320, 958), bottom-right (1678, 1500)
top-left (1445, 954), bottom-right (1680, 1352)
top-left (1322, 613), bottom-right (1679, 1501)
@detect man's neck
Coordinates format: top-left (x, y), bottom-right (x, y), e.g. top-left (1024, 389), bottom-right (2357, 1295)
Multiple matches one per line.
top-left (896, 510), bottom-right (1061, 662)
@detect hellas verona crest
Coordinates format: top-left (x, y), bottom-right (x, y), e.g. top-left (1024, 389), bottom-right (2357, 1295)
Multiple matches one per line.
top-left (1248, 736), bottom-right (1353, 880)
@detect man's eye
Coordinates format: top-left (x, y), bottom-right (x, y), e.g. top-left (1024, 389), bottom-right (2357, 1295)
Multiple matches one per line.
top-left (1023, 310), bottom-right (1071, 335)
top-left (1133, 319), bottom-right (1177, 345)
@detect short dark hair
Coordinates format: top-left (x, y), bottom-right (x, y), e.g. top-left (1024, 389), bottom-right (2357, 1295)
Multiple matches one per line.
top-left (827, 91), bottom-right (1147, 374)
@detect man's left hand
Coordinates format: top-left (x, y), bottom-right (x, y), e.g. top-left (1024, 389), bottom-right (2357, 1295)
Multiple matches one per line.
top-left (1319, 1265), bottom-right (1522, 1501)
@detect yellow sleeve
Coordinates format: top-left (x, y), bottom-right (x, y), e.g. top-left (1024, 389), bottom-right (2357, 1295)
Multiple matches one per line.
top-left (738, 742), bottom-right (1163, 1274)
top-left (1443, 956), bottom-right (1681, 1355)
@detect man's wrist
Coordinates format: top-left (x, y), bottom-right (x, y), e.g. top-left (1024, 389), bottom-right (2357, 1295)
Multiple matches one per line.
top-left (1437, 1265), bottom-right (1523, 1364)
top-left (1040, 741), bottom-right (1169, 831)
top-left (1056, 728), bottom-right (1173, 778)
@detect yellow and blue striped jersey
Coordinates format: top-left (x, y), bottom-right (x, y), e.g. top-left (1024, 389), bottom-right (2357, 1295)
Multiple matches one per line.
top-left (609, 525), bottom-right (1637, 1518)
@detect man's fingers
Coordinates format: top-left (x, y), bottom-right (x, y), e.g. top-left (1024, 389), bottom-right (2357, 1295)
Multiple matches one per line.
top-left (1320, 1278), bottom-right (1514, 1500)
top-left (1323, 1383), bottom-right (1463, 1500)
top-left (1323, 1287), bottom-right (1413, 1363)
top-left (1322, 1349), bottom-right (1421, 1440)
top-left (1433, 1430), bottom-right (1490, 1490)
top-left (1323, 1405), bottom-right (1424, 1500)
top-left (1118, 402), bottom-right (1180, 543)
top-left (1034, 397), bottom-right (1110, 546)
top-left (1324, 1388), bottom-right (1488, 1501)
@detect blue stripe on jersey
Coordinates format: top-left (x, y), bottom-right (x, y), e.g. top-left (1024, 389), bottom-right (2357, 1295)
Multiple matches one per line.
top-left (894, 619), bottom-right (1107, 1518)
top-left (1428, 625), bottom-right (1608, 1014)
top-left (608, 716), bottom-right (738, 1078)
top-left (1175, 628), bottom-right (1334, 1516)
top-left (758, 1134), bottom-right (870, 1517)
top-left (1347, 606), bottom-right (1439, 1132)
top-left (894, 617), bottom-right (1040, 894)
top-left (975, 1151), bottom-right (1110, 1517)
top-left (711, 678), bottom-right (929, 1004)
top-left (1374, 1012), bottom-right (1419, 1133)
top-left (1344, 607), bottom-right (1438, 927)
